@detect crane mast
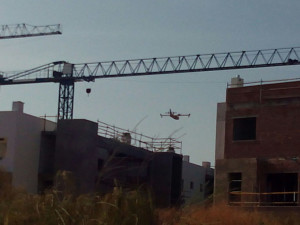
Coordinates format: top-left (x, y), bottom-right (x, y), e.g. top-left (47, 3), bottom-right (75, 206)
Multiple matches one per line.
top-left (0, 23), bottom-right (61, 39)
top-left (1, 47), bottom-right (300, 120)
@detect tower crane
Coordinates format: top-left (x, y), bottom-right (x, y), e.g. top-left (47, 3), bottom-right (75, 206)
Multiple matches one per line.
top-left (0, 22), bottom-right (61, 115)
top-left (0, 23), bottom-right (61, 39)
top-left (0, 47), bottom-right (300, 120)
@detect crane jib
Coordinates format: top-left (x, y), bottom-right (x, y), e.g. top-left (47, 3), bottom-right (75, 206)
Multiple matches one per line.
top-left (0, 46), bottom-right (300, 119)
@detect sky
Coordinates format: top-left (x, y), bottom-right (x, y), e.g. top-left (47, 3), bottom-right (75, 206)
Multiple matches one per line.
top-left (0, 0), bottom-right (300, 165)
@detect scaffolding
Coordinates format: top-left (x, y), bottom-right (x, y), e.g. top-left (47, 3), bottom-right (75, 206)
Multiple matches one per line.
top-left (97, 120), bottom-right (182, 154)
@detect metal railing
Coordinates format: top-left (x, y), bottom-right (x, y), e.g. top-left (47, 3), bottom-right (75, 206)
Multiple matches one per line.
top-left (229, 191), bottom-right (299, 206)
top-left (227, 77), bottom-right (300, 88)
top-left (97, 120), bottom-right (182, 154)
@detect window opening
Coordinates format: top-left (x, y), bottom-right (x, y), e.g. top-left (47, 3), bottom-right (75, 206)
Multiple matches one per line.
top-left (233, 117), bottom-right (256, 141)
top-left (0, 138), bottom-right (7, 159)
top-left (190, 181), bottom-right (194, 190)
top-left (267, 173), bottom-right (298, 206)
top-left (228, 173), bottom-right (242, 203)
top-left (97, 159), bottom-right (104, 171)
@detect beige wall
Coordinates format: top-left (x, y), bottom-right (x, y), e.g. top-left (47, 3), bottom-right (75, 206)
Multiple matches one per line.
top-left (0, 111), bottom-right (19, 172)
top-left (0, 109), bottom-right (56, 193)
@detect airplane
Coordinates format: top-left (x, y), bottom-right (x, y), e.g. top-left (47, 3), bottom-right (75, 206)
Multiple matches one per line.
top-left (160, 109), bottom-right (191, 120)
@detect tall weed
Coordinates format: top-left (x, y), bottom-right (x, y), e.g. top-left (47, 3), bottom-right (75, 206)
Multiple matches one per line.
top-left (0, 170), bottom-right (155, 225)
top-left (0, 169), bottom-right (299, 225)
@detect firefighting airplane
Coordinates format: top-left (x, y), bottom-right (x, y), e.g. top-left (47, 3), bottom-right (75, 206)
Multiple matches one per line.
top-left (160, 109), bottom-right (191, 120)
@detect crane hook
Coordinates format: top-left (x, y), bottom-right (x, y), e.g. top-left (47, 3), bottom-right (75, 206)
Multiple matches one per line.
top-left (86, 88), bottom-right (91, 96)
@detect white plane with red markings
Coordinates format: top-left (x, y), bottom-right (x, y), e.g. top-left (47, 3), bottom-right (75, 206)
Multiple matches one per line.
top-left (160, 109), bottom-right (190, 120)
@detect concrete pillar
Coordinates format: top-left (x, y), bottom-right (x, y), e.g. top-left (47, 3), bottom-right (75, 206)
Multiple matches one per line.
top-left (215, 102), bottom-right (226, 160)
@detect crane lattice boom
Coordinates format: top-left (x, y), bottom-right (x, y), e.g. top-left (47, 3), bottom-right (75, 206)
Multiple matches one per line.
top-left (0, 23), bottom-right (62, 39)
top-left (2, 47), bottom-right (300, 84)
top-left (1, 46), bottom-right (300, 119)
top-left (70, 47), bottom-right (300, 78)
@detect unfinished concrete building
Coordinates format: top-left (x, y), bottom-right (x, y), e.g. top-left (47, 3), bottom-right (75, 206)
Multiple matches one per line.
top-left (0, 101), bottom-right (215, 207)
top-left (0, 102), bottom-right (185, 207)
top-left (49, 119), bottom-right (183, 207)
top-left (215, 77), bottom-right (300, 208)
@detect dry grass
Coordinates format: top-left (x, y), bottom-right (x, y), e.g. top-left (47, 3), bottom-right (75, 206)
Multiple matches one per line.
top-left (0, 170), bottom-right (299, 225)
top-left (0, 187), bottom-right (156, 225)
top-left (156, 202), bottom-right (300, 225)
top-left (0, 171), bottom-right (155, 225)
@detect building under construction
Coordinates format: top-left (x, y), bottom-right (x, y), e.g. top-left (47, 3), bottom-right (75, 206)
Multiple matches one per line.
top-left (215, 77), bottom-right (300, 209)
top-left (0, 102), bottom-right (213, 207)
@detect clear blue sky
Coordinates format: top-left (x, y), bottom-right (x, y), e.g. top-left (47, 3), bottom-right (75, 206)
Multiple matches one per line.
top-left (0, 0), bottom-right (300, 165)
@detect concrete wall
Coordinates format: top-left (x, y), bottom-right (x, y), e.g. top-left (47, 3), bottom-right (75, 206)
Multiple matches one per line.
top-left (0, 106), bottom-right (56, 193)
top-left (181, 160), bottom-right (206, 203)
top-left (214, 158), bottom-right (258, 204)
top-left (0, 111), bottom-right (18, 172)
top-left (14, 113), bottom-right (56, 193)
top-left (38, 131), bottom-right (57, 191)
top-left (55, 119), bottom-right (99, 193)
top-left (149, 152), bottom-right (182, 207)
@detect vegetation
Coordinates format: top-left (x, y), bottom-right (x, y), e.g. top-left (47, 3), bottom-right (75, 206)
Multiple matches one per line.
top-left (0, 186), bottom-right (155, 225)
top-left (0, 171), bottom-right (155, 225)
top-left (0, 171), bottom-right (299, 225)
top-left (157, 202), bottom-right (300, 225)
